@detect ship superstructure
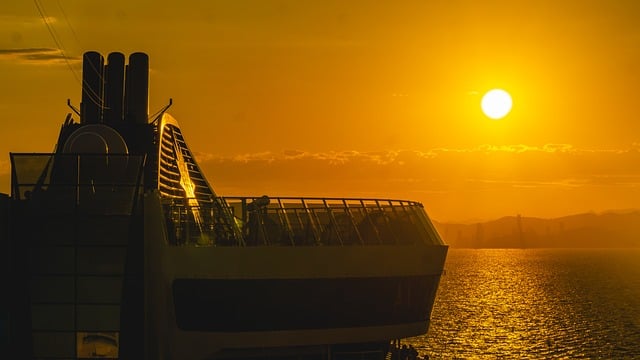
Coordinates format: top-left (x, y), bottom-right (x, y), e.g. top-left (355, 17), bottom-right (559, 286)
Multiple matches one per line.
top-left (1, 51), bottom-right (447, 360)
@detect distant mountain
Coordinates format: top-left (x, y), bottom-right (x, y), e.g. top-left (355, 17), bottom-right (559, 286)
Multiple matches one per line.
top-left (433, 211), bottom-right (640, 248)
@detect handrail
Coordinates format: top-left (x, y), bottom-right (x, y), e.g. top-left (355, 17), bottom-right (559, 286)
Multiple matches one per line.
top-left (162, 195), bottom-right (440, 247)
top-left (222, 195), bottom-right (423, 207)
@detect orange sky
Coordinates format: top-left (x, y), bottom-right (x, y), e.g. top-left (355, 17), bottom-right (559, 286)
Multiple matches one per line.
top-left (2, 0), bottom-right (640, 222)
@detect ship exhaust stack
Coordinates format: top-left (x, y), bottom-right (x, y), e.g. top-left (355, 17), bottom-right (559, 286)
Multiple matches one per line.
top-left (80, 51), bottom-right (104, 124)
top-left (103, 52), bottom-right (125, 124)
top-left (125, 52), bottom-right (149, 124)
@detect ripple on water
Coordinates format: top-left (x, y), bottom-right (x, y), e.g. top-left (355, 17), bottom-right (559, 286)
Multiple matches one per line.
top-left (407, 249), bottom-right (640, 359)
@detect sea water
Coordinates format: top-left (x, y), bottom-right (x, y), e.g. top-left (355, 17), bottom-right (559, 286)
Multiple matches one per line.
top-left (408, 248), bottom-right (640, 359)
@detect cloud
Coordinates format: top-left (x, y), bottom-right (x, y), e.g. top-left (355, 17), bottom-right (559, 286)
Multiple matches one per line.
top-left (464, 178), bottom-right (588, 189)
top-left (185, 143), bottom-right (640, 221)
top-left (433, 143), bottom-right (576, 154)
top-left (0, 48), bottom-right (79, 65)
top-left (0, 48), bottom-right (54, 55)
top-left (190, 144), bottom-right (640, 194)
top-left (195, 144), bottom-right (636, 164)
top-left (0, 14), bottom-right (57, 28)
top-left (201, 149), bottom-right (418, 165)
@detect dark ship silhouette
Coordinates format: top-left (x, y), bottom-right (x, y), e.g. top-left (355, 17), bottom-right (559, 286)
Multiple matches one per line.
top-left (0, 51), bottom-right (447, 359)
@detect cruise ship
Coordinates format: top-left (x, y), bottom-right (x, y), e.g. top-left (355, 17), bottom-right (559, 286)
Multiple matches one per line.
top-left (0, 51), bottom-right (448, 359)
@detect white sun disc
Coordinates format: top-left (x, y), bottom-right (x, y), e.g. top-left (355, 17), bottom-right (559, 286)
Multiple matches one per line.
top-left (481, 89), bottom-right (512, 119)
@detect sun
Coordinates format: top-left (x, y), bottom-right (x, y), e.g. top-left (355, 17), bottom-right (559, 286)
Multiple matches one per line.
top-left (481, 89), bottom-right (512, 120)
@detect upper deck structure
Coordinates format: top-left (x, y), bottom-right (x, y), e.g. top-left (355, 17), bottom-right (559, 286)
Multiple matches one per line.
top-left (1, 51), bottom-right (447, 360)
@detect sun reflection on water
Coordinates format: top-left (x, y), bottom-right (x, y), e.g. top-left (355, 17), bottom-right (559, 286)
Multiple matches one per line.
top-left (409, 249), bottom-right (640, 359)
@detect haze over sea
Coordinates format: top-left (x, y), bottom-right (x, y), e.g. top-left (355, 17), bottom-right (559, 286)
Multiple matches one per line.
top-left (408, 249), bottom-right (640, 359)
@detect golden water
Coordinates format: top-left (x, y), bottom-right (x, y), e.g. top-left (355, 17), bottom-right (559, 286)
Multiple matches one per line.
top-left (408, 249), bottom-right (640, 359)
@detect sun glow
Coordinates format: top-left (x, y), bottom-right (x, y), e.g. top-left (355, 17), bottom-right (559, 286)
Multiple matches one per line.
top-left (481, 89), bottom-right (512, 120)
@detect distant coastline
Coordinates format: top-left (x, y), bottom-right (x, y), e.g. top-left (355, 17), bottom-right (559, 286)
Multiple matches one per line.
top-left (434, 210), bottom-right (640, 248)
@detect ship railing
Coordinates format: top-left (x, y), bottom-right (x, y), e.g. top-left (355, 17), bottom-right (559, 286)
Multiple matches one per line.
top-left (161, 196), bottom-right (243, 246)
top-left (162, 196), bottom-right (444, 246)
top-left (10, 153), bottom-right (146, 216)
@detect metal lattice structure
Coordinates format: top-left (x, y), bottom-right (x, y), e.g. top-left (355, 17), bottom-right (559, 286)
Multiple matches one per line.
top-left (157, 113), bottom-right (215, 201)
top-left (157, 114), bottom-right (243, 245)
